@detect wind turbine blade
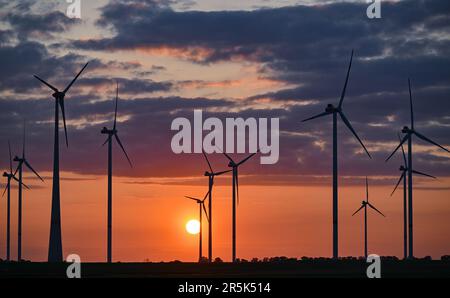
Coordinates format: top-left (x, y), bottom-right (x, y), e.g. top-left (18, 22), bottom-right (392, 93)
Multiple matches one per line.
top-left (301, 111), bottom-right (330, 122)
top-left (24, 160), bottom-right (44, 182)
top-left (386, 134), bottom-right (409, 162)
top-left (413, 131), bottom-right (450, 154)
top-left (408, 78), bottom-right (414, 130)
top-left (102, 136), bottom-right (109, 147)
top-left (13, 162), bottom-right (21, 178)
top-left (352, 205), bottom-right (364, 216)
top-left (8, 140), bottom-right (12, 174)
top-left (215, 146), bottom-right (234, 163)
top-left (203, 203), bottom-right (210, 222)
top-left (113, 81), bottom-right (118, 130)
top-left (338, 49), bottom-right (354, 109)
top-left (114, 134), bottom-right (133, 168)
top-left (33, 75), bottom-right (58, 92)
top-left (399, 133), bottom-right (407, 166)
top-left (366, 177), bottom-right (369, 202)
top-left (368, 202), bottom-right (385, 217)
top-left (222, 152), bottom-right (234, 164)
top-left (390, 172), bottom-right (405, 197)
top-left (237, 151), bottom-right (258, 166)
top-left (12, 176), bottom-right (30, 190)
top-left (1, 182), bottom-right (8, 197)
top-left (185, 196), bottom-right (200, 202)
top-left (63, 62), bottom-right (89, 94)
top-left (339, 111), bottom-right (371, 158)
top-left (214, 169), bottom-right (232, 176)
top-left (412, 170), bottom-right (436, 179)
top-left (202, 190), bottom-right (210, 202)
top-left (59, 99), bottom-right (69, 147)
top-left (202, 150), bottom-right (213, 173)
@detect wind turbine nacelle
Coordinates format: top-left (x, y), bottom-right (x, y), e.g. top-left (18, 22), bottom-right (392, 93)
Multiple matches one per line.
top-left (204, 171), bottom-right (210, 176)
top-left (52, 91), bottom-right (65, 99)
top-left (101, 127), bottom-right (109, 134)
top-left (2, 172), bottom-right (8, 177)
top-left (399, 165), bottom-right (406, 171)
top-left (402, 126), bottom-right (410, 133)
top-left (13, 156), bottom-right (20, 162)
top-left (325, 104), bottom-right (335, 113)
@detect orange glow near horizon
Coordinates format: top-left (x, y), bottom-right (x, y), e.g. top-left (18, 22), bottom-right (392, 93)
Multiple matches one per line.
top-left (0, 171), bottom-right (449, 262)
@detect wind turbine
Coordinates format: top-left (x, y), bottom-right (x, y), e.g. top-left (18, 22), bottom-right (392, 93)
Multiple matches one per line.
top-left (301, 50), bottom-right (371, 259)
top-left (101, 82), bottom-right (132, 263)
top-left (352, 177), bottom-right (385, 259)
top-left (386, 78), bottom-right (449, 258)
top-left (185, 192), bottom-right (210, 262)
top-left (220, 151), bottom-right (258, 262)
top-left (2, 141), bottom-right (28, 261)
top-left (389, 133), bottom-right (436, 260)
top-left (34, 62), bottom-right (88, 262)
top-left (13, 122), bottom-right (44, 261)
top-left (202, 151), bottom-right (231, 262)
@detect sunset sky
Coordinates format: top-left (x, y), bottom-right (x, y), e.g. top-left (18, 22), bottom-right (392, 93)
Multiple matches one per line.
top-left (0, 0), bottom-right (449, 262)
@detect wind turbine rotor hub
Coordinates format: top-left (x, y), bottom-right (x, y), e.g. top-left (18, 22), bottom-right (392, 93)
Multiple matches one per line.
top-left (325, 104), bottom-right (335, 112)
top-left (402, 126), bottom-right (410, 133)
top-left (52, 91), bottom-right (65, 99)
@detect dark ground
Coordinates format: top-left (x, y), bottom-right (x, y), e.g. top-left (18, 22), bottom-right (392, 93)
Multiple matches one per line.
top-left (0, 259), bottom-right (449, 278)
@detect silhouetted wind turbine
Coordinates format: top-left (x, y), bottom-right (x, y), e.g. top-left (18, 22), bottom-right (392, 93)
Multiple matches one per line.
top-left (34, 62), bottom-right (88, 262)
top-left (352, 177), bottom-right (385, 259)
top-left (2, 141), bottom-right (28, 261)
top-left (101, 82), bottom-right (132, 263)
top-left (13, 122), bottom-right (44, 261)
top-left (202, 151), bottom-right (231, 263)
top-left (301, 50), bottom-right (371, 259)
top-left (185, 192), bottom-right (210, 262)
top-left (221, 150), bottom-right (258, 262)
top-left (390, 133), bottom-right (436, 260)
top-left (386, 78), bottom-right (449, 259)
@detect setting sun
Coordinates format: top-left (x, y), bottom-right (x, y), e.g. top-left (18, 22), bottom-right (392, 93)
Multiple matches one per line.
top-left (186, 219), bottom-right (200, 235)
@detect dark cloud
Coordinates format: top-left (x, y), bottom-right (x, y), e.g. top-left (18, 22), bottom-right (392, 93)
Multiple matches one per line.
top-left (69, 0), bottom-right (450, 116)
top-left (73, 1), bottom-right (449, 62)
top-left (6, 11), bottom-right (80, 40)
top-left (0, 29), bottom-right (13, 44)
top-left (0, 41), bottom-right (172, 95)
top-left (1, 93), bottom-right (448, 184)
top-left (0, 41), bottom-right (88, 92)
top-left (77, 77), bottom-right (173, 94)
top-left (0, 0), bottom-right (449, 185)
